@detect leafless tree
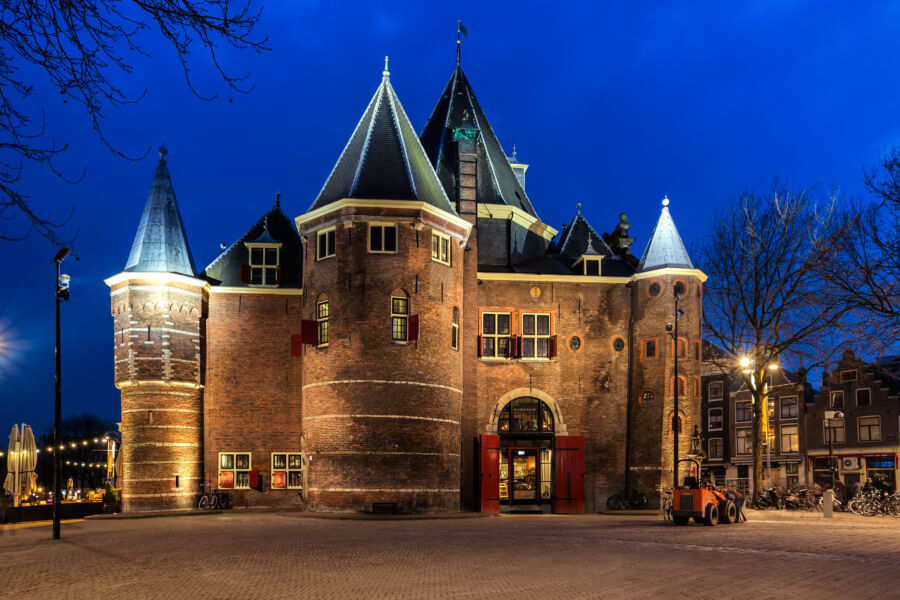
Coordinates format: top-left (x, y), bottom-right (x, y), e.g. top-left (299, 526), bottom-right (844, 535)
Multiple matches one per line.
top-left (1, 0), bottom-right (269, 244)
top-left (698, 185), bottom-right (852, 496)
top-left (826, 148), bottom-right (900, 348)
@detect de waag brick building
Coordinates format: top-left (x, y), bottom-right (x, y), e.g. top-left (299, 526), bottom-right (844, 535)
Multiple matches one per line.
top-left (105, 58), bottom-right (706, 514)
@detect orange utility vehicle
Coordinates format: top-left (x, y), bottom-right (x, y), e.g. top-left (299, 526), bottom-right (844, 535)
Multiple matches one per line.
top-left (669, 459), bottom-right (745, 526)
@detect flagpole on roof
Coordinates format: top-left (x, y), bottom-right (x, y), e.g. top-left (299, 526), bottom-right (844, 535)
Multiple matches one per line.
top-left (457, 20), bottom-right (468, 67)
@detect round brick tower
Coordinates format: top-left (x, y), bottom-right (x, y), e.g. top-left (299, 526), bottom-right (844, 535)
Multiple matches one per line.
top-left (106, 148), bottom-right (206, 511)
top-left (296, 65), bottom-right (471, 512)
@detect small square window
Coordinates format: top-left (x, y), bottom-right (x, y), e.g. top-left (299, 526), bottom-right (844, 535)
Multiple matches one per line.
top-left (780, 396), bottom-right (798, 419)
top-left (643, 339), bottom-right (656, 359)
top-left (370, 224), bottom-right (398, 253)
top-left (431, 232), bottom-right (451, 265)
top-left (317, 229), bottom-right (336, 260)
top-left (856, 388), bottom-right (871, 407)
top-left (641, 391), bottom-right (654, 404)
top-left (840, 370), bottom-right (857, 382)
top-left (708, 408), bottom-right (723, 431)
top-left (858, 416), bottom-right (881, 442)
top-left (708, 381), bottom-right (723, 401)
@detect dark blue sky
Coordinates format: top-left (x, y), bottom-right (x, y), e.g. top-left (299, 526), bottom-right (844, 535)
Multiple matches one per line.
top-left (3, 2), bottom-right (899, 434)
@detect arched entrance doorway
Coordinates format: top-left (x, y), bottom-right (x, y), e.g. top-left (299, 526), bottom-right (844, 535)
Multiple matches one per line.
top-left (496, 397), bottom-right (555, 507)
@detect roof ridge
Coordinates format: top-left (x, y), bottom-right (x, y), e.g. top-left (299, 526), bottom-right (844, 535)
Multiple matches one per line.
top-left (386, 83), bottom-right (418, 201)
top-left (349, 83), bottom-right (386, 198)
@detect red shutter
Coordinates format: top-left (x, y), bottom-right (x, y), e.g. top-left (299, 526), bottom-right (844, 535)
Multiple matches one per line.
top-left (290, 334), bottom-right (303, 357)
top-left (240, 264), bottom-right (251, 284)
top-left (219, 470), bottom-right (234, 489)
top-left (301, 319), bottom-right (318, 345)
top-left (275, 265), bottom-right (281, 285)
top-left (553, 436), bottom-right (585, 514)
top-left (548, 335), bottom-right (558, 358)
top-left (477, 335), bottom-right (483, 357)
top-left (479, 434), bottom-right (501, 513)
top-left (249, 469), bottom-right (259, 490)
top-left (408, 314), bottom-right (419, 342)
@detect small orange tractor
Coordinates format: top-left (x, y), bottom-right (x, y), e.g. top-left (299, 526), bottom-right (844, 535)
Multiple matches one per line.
top-left (669, 459), bottom-right (746, 526)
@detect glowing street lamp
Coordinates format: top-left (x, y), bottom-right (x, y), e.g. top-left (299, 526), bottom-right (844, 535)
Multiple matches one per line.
top-left (53, 246), bottom-right (72, 540)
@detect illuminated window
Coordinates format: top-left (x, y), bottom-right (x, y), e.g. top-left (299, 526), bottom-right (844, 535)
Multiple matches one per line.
top-left (736, 428), bottom-right (752, 455)
top-left (858, 416), bottom-right (881, 442)
top-left (781, 424), bottom-right (799, 453)
top-left (497, 397), bottom-right (554, 433)
top-left (317, 228), bottom-right (335, 260)
top-left (481, 312), bottom-right (511, 358)
top-left (247, 244), bottom-right (280, 286)
top-left (391, 296), bottom-right (409, 342)
top-left (451, 307), bottom-right (459, 350)
top-left (521, 313), bottom-right (551, 358)
top-left (431, 231), bottom-right (451, 265)
top-left (218, 452), bottom-right (251, 489)
top-left (316, 301), bottom-right (329, 347)
top-left (369, 224), bottom-right (397, 253)
top-left (271, 452), bottom-right (303, 490)
top-left (708, 408), bottom-right (723, 431)
top-left (641, 391), bottom-right (654, 404)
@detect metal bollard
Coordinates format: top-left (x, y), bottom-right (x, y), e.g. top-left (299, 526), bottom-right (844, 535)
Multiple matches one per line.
top-left (823, 490), bottom-right (834, 518)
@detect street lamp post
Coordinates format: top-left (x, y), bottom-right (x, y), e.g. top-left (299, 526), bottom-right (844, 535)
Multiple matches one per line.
top-left (825, 410), bottom-right (844, 493)
top-left (53, 247), bottom-right (71, 540)
top-left (666, 292), bottom-right (684, 488)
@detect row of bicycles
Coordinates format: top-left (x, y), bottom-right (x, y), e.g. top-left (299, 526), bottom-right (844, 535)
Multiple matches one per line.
top-left (750, 486), bottom-right (900, 516)
top-left (845, 490), bottom-right (900, 517)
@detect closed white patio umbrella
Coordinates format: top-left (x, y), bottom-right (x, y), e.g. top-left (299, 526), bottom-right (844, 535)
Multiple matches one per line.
top-left (3, 425), bottom-right (21, 501)
top-left (20, 425), bottom-right (37, 495)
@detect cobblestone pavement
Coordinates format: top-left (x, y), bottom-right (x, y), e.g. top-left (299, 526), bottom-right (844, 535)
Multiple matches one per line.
top-left (2, 511), bottom-right (898, 599)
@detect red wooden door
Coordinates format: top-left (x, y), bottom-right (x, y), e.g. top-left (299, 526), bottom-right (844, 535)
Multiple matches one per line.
top-left (479, 434), bottom-right (501, 513)
top-left (553, 436), bottom-right (585, 513)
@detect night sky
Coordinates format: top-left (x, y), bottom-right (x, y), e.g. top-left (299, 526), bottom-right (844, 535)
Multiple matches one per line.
top-left (3, 2), bottom-right (899, 435)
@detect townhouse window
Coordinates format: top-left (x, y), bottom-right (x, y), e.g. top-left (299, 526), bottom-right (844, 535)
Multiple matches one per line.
top-left (641, 391), bottom-right (654, 404)
top-left (451, 307), bottom-right (459, 350)
top-left (840, 369), bottom-right (857, 382)
top-left (735, 401), bottom-right (751, 423)
top-left (736, 428), bottom-right (752, 455)
top-left (858, 416), bottom-right (881, 442)
top-left (642, 339), bottom-right (657, 359)
top-left (246, 244), bottom-right (280, 286)
top-left (856, 388), bottom-right (871, 407)
top-left (707, 438), bottom-right (723, 460)
top-left (369, 224), bottom-right (398, 253)
top-left (781, 424), bottom-right (799, 453)
top-left (431, 231), bottom-right (451, 265)
top-left (271, 452), bottom-right (303, 490)
top-left (767, 398), bottom-right (775, 421)
top-left (780, 396), bottom-right (798, 419)
top-left (316, 301), bottom-right (329, 347)
top-left (708, 381), bottom-right (723, 401)
top-left (481, 312), bottom-right (511, 358)
top-left (391, 296), bottom-right (409, 342)
top-left (521, 313), bottom-right (551, 358)
top-left (785, 463), bottom-right (799, 487)
top-left (830, 391), bottom-right (844, 409)
top-left (317, 228), bottom-right (336, 260)
top-left (708, 408), bottom-right (723, 431)
top-left (824, 418), bottom-right (845, 444)
top-left (219, 452), bottom-right (251, 489)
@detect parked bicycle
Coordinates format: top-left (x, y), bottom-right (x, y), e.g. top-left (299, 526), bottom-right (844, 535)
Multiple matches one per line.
top-left (198, 484), bottom-right (232, 510)
top-left (607, 488), bottom-right (649, 510)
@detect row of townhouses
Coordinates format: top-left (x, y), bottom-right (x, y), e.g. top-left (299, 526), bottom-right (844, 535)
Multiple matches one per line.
top-left (700, 348), bottom-right (900, 496)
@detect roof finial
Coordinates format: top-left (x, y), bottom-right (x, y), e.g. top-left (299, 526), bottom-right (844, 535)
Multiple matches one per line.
top-left (457, 20), bottom-right (467, 67)
top-left (511, 144), bottom-right (517, 161)
top-left (383, 56), bottom-right (390, 81)
top-left (158, 145), bottom-right (168, 159)
top-left (662, 195), bottom-right (670, 207)
top-left (576, 202), bottom-right (582, 215)
top-left (275, 191), bottom-right (281, 208)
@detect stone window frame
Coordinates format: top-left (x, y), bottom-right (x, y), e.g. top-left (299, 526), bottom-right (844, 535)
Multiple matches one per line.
top-left (646, 279), bottom-right (662, 298)
top-left (669, 375), bottom-right (687, 398)
top-left (780, 396), bottom-right (799, 420)
top-left (390, 295), bottom-right (409, 343)
top-left (780, 424), bottom-right (799, 453)
top-left (735, 428), bottom-right (752, 455)
top-left (431, 230), bottom-right (451, 266)
top-left (708, 407), bottom-right (723, 431)
top-left (520, 312), bottom-right (552, 359)
top-left (671, 336), bottom-right (688, 358)
top-left (707, 437), bottom-right (723, 460)
top-left (480, 311), bottom-right (512, 359)
top-left (640, 337), bottom-right (659, 360)
top-left (667, 411), bottom-right (686, 435)
top-left (218, 451), bottom-right (251, 489)
top-left (451, 307), bottom-right (459, 351)
top-left (609, 336), bottom-right (625, 353)
top-left (316, 227), bottom-right (336, 260)
top-left (270, 452), bottom-right (303, 490)
top-left (858, 415), bottom-right (881, 443)
top-left (316, 299), bottom-right (329, 348)
top-left (824, 418), bottom-right (845, 444)
top-left (246, 242), bottom-right (281, 287)
top-left (369, 222), bottom-right (398, 254)
top-left (708, 381), bottom-right (723, 402)
top-left (856, 387), bottom-right (872, 407)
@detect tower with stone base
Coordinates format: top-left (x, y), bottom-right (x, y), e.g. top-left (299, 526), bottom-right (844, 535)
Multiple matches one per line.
top-left (106, 148), bottom-right (206, 511)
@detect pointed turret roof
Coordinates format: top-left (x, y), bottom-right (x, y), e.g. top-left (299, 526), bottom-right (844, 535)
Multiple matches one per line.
top-left (419, 65), bottom-right (538, 217)
top-left (308, 59), bottom-right (454, 214)
top-left (638, 197), bottom-right (693, 271)
top-left (556, 204), bottom-right (613, 258)
top-left (124, 147), bottom-right (196, 276)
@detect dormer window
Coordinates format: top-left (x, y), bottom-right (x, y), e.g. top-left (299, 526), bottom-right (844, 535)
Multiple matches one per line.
top-left (583, 257), bottom-right (601, 276)
top-left (246, 244), bottom-right (281, 286)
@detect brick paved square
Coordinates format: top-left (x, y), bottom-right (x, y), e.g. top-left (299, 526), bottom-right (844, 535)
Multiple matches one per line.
top-left (2, 512), bottom-right (897, 599)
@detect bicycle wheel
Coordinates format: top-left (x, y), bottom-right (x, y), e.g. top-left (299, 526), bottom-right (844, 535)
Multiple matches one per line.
top-left (221, 493), bottom-right (232, 509)
top-left (607, 495), bottom-right (622, 510)
top-left (198, 495), bottom-right (210, 510)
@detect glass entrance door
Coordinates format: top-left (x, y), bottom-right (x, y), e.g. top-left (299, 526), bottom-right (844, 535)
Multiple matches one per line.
top-left (510, 447), bottom-right (539, 504)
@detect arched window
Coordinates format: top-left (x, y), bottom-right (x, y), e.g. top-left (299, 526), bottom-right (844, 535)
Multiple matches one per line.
top-left (670, 375), bottom-right (687, 397)
top-left (498, 398), bottom-right (554, 433)
top-left (669, 412), bottom-right (685, 435)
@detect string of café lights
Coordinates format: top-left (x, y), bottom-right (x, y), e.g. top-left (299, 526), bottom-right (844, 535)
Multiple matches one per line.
top-left (0, 435), bottom-right (117, 469)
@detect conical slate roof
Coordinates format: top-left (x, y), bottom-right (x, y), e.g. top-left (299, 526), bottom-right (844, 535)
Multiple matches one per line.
top-left (308, 62), bottom-right (454, 214)
top-left (420, 66), bottom-right (538, 217)
top-left (556, 204), bottom-right (614, 258)
top-left (124, 148), bottom-right (196, 276)
top-left (638, 197), bottom-right (693, 271)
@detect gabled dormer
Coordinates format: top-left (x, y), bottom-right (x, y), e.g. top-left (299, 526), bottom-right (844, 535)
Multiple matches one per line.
top-left (556, 203), bottom-right (612, 276)
top-left (243, 220), bottom-right (282, 287)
